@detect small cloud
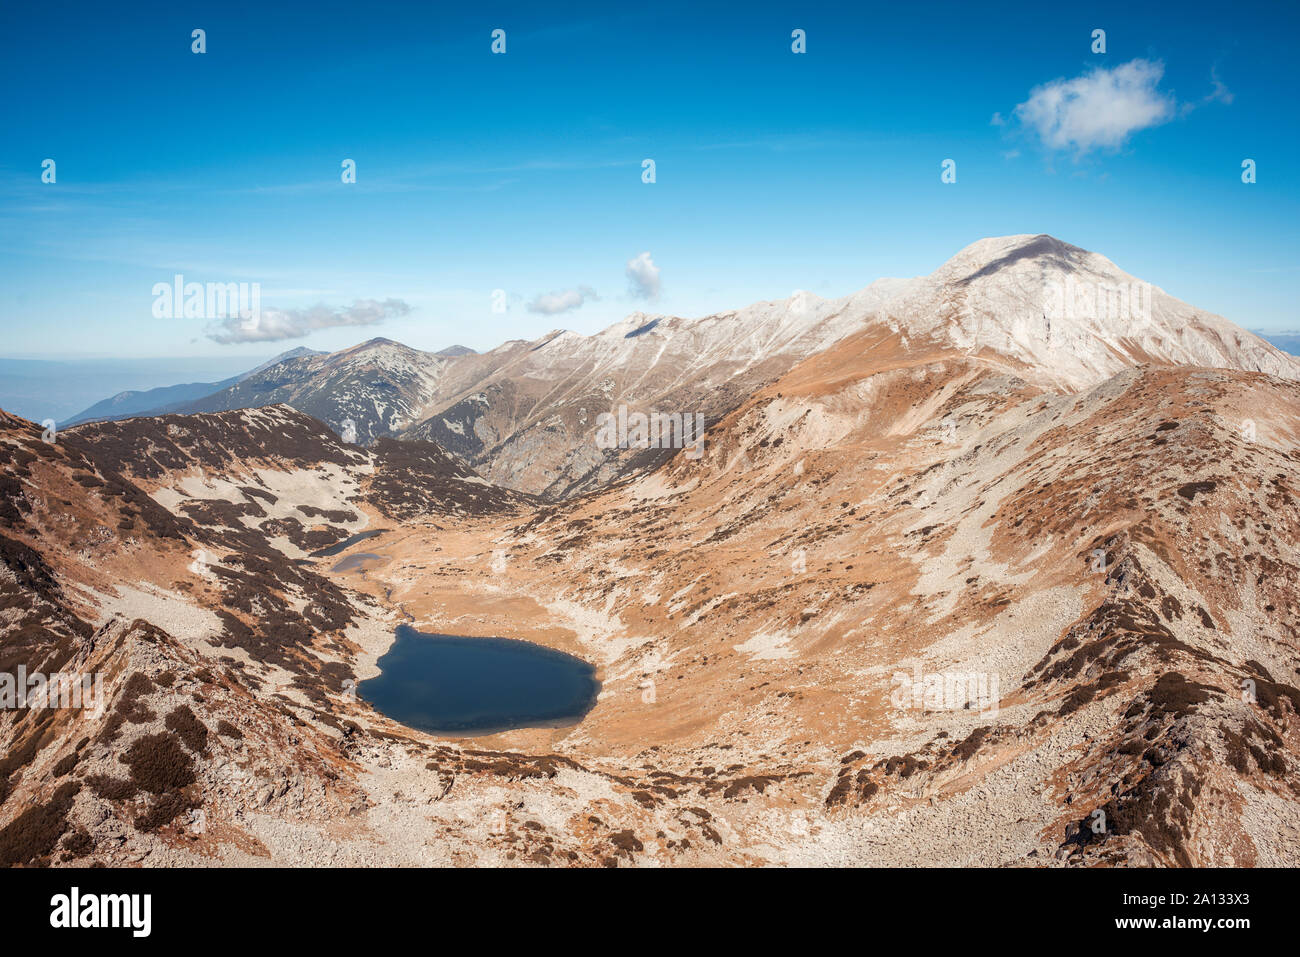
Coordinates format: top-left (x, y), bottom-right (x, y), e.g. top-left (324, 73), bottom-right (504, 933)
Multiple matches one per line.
top-left (1179, 70), bottom-right (1235, 117)
top-left (207, 298), bottom-right (411, 344)
top-left (626, 251), bottom-right (661, 301)
top-left (527, 285), bottom-right (599, 315)
top-left (1198, 66), bottom-right (1234, 107)
top-left (1011, 59), bottom-right (1177, 155)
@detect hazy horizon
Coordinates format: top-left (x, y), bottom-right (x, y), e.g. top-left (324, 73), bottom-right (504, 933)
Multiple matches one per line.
top-left (2, 0), bottom-right (1297, 363)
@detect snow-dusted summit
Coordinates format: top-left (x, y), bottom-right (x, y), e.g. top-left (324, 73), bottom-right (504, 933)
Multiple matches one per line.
top-left (868, 234), bottom-right (1299, 390)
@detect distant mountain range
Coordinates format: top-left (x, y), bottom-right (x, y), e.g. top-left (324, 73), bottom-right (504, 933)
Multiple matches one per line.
top-left (66, 234), bottom-right (1296, 502)
top-left (63, 344), bottom-right (476, 427)
top-left (0, 355), bottom-right (263, 425)
top-left (62, 347), bottom-right (324, 426)
top-left (1261, 332), bottom-right (1300, 356)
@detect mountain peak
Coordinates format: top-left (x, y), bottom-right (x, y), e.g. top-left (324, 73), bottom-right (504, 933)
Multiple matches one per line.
top-left (941, 234), bottom-right (1090, 285)
top-left (243, 346), bottom-right (323, 378)
top-left (875, 234), bottom-right (1300, 389)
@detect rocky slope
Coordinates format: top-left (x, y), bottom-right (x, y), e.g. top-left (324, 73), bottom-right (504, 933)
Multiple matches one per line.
top-left (4, 357), bottom-right (1296, 866)
top-left (2, 235), bottom-right (1298, 867)
top-left (169, 340), bottom-right (455, 446)
top-left (332, 326), bottom-right (1300, 866)
top-left (0, 407), bottom-right (544, 866)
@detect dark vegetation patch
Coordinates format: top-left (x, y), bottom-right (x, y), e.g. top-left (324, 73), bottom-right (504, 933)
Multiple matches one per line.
top-left (1028, 564), bottom-right (1216, 695)
top-left (1176, 480), bottom-right (1217, 501)
top-left (1057, 670), bottom-right (1127, 716)
top-left (239, 486), bottom-right (278, 505)
top-left (164, 705), bottom-right (209, 754)
top-left (204, 539), bottom-right (360, 696)
top-left (86, 774), bottom-right (139, 801)
top-left (65, 408), bottom-right (357, 480)
top-left (259, 517), bottom-right (352, 552)
top-left (52, 754), bottom-right (78, 778)
top-left (297, 505), bottom-right (357, 523)
top-left (51, 433), bottom-right (193, 541)
top-left (1242, 661), bottom-right (1300, 718)
top-left (950, 725), bottom-right (994, 761)
top-left (59, 827), bottom-right (94, 860)
top-left (881, 754), bottom-right (929, 778)
top-left (455, 750), bottom-right (583, 781)
top-left (1142, 672), bottom-right (1216, 719)
top-left (0, 781), bottom-right (81, 866)
top-left (134, 790), bottom-right (198, 833)
top-left (367, 437), bottom-right (536, 520)
top-left (1223, 721), bottom-right (1288, 777)
top-left (1064, 759), bottom-right (1204, 867)
top-left (826, 763), bottom-right (880, 808)
top-left (99, 671), bottom-right (156, 744)
top-left (1062, 660), bottom-right (1266, 867)
top-left (720, 775), bottom-right (784, 800)
top-left (609, 829), bottom-right (643, 859)
top-left (0, 474), bottom-right (31, 527)
top-left (0, 532), bottom-right (63, 608)
top-left (121, 732), bottom-right (195, 794)
top-left (179, 498), bottom-right (265, 525)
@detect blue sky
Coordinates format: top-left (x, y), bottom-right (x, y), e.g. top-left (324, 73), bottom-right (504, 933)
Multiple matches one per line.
top-left (2, 0), bottom-right (1297, 361)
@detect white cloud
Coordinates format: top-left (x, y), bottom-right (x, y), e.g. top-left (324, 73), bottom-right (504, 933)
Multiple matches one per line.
top-left (527, 285), bottom-right (598, 314)
top-left (1011, 59), bottom-right (1177, 154)
top-left (625, 251), bottom-right (661, 301)
top-left (207, 298), bottom-right (411, 344)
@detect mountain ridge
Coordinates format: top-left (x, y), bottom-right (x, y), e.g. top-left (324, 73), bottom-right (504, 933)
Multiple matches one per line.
top-left (56, 236), bottom-right (1300, 501)
top-left (62, 347), bottom-right (325, 427)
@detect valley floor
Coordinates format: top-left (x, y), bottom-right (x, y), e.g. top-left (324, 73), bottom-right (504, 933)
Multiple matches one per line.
top-left (3, 353), bottom-right (1300, 867)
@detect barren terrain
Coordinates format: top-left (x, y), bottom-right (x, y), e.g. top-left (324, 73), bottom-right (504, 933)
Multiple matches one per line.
top-left (3, 236), bottom-right (1298, 867)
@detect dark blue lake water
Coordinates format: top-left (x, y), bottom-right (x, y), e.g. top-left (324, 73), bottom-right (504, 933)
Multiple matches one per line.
top-left (359, 626), bottom-right (600, 735)
top-left (310, 529), bottom-right (387, 558)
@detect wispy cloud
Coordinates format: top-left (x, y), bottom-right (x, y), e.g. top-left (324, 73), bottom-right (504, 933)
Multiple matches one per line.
top-left (625, 252), bottom-right (661, 301)
top-left (1189, 65), bottom-right (1234, 111)
top-left (527, 285), bottom-right (599, 314)
top-left (207, 298), bottom-right (411, 344)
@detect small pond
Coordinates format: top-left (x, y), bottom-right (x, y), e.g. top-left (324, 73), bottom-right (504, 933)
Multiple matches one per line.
top-left (331, 552), bottom-right (383, 573)
top-left (310, 529), bottom-right (388, 558)
top-left (358, 625), bottom-right (600, 735)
